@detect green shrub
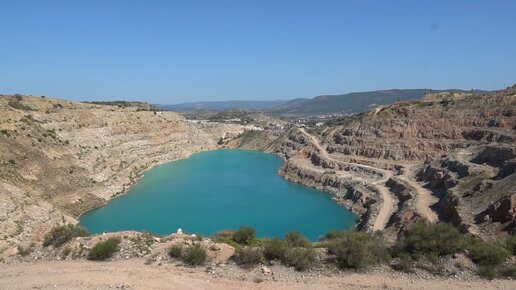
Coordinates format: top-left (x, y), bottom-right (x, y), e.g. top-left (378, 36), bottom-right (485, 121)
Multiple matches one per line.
top-left (328, 232), bottom-right (389, 270)
top-left (504, 235), bottom-right (516, 255)
top-left (499, 265), bottom-right (516, 279)
top-left (8, 99), bottom-right (33, 111)
top-left (233, 247), bottom-right (263, 267)
top-left (263, 238), bottom-right (286, 261)
top-left (87, 237), bottom-right (121, 261)
top-left (325, 230), bottom-right (348, 240)
top-left (416, 253), bottom-right (445, 276)
top-left (478, 266), bottom-right (497, 280)
top-left (17, 245), bottom-right (32, 257)
top-left (212, 230), bottom-right (234, 241)
top-left (459, 238), bottom-right (511, 279)
top-left (62, 246), bottom-right (72, 257)
top-left (168, 244), bottom-right (183, 258)
top-left (43, 224), bottom-right (89, 247)
top-left (397, 221), bottom-right (464, 258)
top-left (183, 244), bottom-right (207, 266)
top-left (283, 247), bottom-right (316, 271)
top-left (393, 253), bottom-right (415, 273)
top-left (253, 277), bottom-right (264, 283)
top-left (71, 225), bottom-right (89, 237)
top-left (285, 231), bottom-right (310, 248)
top-left (232, 226), bottom-right (255, 245)
top-left (211, 230), bottom-right (240, 247)
top-left (467, 239), bottom-right (509, 266)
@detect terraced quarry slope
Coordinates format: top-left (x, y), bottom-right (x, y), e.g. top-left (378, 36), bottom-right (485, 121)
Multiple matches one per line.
top-left (0, 95), bottom-right (248, 256)
top-left (238, 86), bottom-right (516, 239)
top-left (0, 89), bottom-right (514, 288)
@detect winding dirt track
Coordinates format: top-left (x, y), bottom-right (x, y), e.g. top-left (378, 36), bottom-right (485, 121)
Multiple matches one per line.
top-left (298, 129), bottom-right (395, 231)
top-left (398, 170), bottom-right (439, 223)
top-left (370, 180), bottom-right (395, 231)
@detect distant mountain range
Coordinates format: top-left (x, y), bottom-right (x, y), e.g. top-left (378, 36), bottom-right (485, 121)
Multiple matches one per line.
top-left (159, 89), bottom-right (487, 116)
top-left (156, 100), bottom-right (289, 112)
top-left (269, 89), bottom-right (434, 116)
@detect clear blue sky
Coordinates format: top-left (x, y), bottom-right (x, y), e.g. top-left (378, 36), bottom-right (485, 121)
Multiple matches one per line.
top-left (1, 0), bottom-right (515, 104)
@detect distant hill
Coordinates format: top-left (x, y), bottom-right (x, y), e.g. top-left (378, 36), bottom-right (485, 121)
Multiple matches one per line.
top-left (267, 89), bottom-right (482, 116)
top-left (158, 89), bottom-right (487, 116)
top-left (157, 100), bottom-right (289, 112)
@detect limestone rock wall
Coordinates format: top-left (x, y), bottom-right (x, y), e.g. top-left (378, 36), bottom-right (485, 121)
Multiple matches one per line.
top-left (0, 95), bottom-right (248, 251)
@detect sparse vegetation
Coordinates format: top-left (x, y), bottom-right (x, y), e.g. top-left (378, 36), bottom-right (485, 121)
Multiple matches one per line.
top-left (393, 253), bottom-right (415, 273)
top-left (0, 129), bottom-right (10, 137)
top-left (168, 244), bottom-right (183, 258)
top-left (284, 231), bottom-right (310, 248)
top-left (233, 247), bottom-right (263, 267)
top-left (17, 244), bottom-right (32, 257)
top-left (87, 237), bottom-right (121, 261)
top-left (440, 96), bottom-right (455, 107)
top-left (327, 231), bottom-right (390, 270)
top-left (43, 224), bottom-right (90, 247)
top-left (62, 246), bottom-right (72, 257)
top-left (260, 234), bottom-right (316, 271)
top-left (46, 128), bottom-right (58, 140)
top-left (395, 221), bottom-right (511, 279)
top-left (182, 244), bottom-right (207, 266)
top-left (505, 235), bottom-right (516, 255)
top-left (8, 98), bottom-right (33, 111)
top-left (232, 226), bottom-right (255, 245)
top-left (283, 247), bottom-right (316, 271)
top-left (84, 101), bottom-right (157, 111)
top-left (253, 277), bottom-right (264, 283)
top-left (20, 115), bottom-right (38, 124)
top-left (323, 115), bottom-right (361, 127)
top-left (167, 243), bottom-right (207, 266)
top-left (396, 221), bottom-right (464, 258)
top-left (262, 238), bottom-right (286, 261)
top-left (467, 239), bottom-right (509, 279)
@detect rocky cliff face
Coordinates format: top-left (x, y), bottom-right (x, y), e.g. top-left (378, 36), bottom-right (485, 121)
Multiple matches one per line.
top-left (326, 89), bottom-right (514, 162)
top-left (0, 95), bottom-right (248, 255)
top-left (237, 86), bottom-right (516, 239)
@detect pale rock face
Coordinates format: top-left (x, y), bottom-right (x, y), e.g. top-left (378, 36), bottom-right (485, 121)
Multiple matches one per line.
top-left (0, 95), bottom-right (249, 248)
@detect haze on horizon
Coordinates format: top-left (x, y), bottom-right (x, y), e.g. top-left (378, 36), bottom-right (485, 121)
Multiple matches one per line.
top-left (1, 0), bottom-right (515, 104)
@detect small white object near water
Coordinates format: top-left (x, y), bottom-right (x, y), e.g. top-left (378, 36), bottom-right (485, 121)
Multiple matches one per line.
top-left (177, 228), bottom-right (183, 235)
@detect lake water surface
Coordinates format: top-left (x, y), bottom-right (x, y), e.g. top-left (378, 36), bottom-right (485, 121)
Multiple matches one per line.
top-left (79, 150), bottom-right (356, 240)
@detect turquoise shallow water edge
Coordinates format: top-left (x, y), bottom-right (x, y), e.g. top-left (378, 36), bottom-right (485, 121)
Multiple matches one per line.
top-left (79, 149), bottom-right (357, 241)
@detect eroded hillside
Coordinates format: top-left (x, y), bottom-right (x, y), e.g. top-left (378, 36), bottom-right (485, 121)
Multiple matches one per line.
top-left (0, 95), bottom-right (248, 255)
top-left (236, 86), bottom-right (516, 239)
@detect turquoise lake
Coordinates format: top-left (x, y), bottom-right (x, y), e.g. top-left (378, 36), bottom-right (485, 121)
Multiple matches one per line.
top-left (79, 149), bottom-right (356, 241)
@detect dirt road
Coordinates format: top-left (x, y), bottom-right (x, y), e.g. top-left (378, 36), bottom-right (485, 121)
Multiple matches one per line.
top-left (398, 169), bottom-right (439, 223)
top-left (298, 129), bottom-right (395, 231)
top-left (0, 260), bottom-right (511, 290)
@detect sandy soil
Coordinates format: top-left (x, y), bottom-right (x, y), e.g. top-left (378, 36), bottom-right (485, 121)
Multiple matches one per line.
top-left (0, 260), bottom-right (513, 290)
